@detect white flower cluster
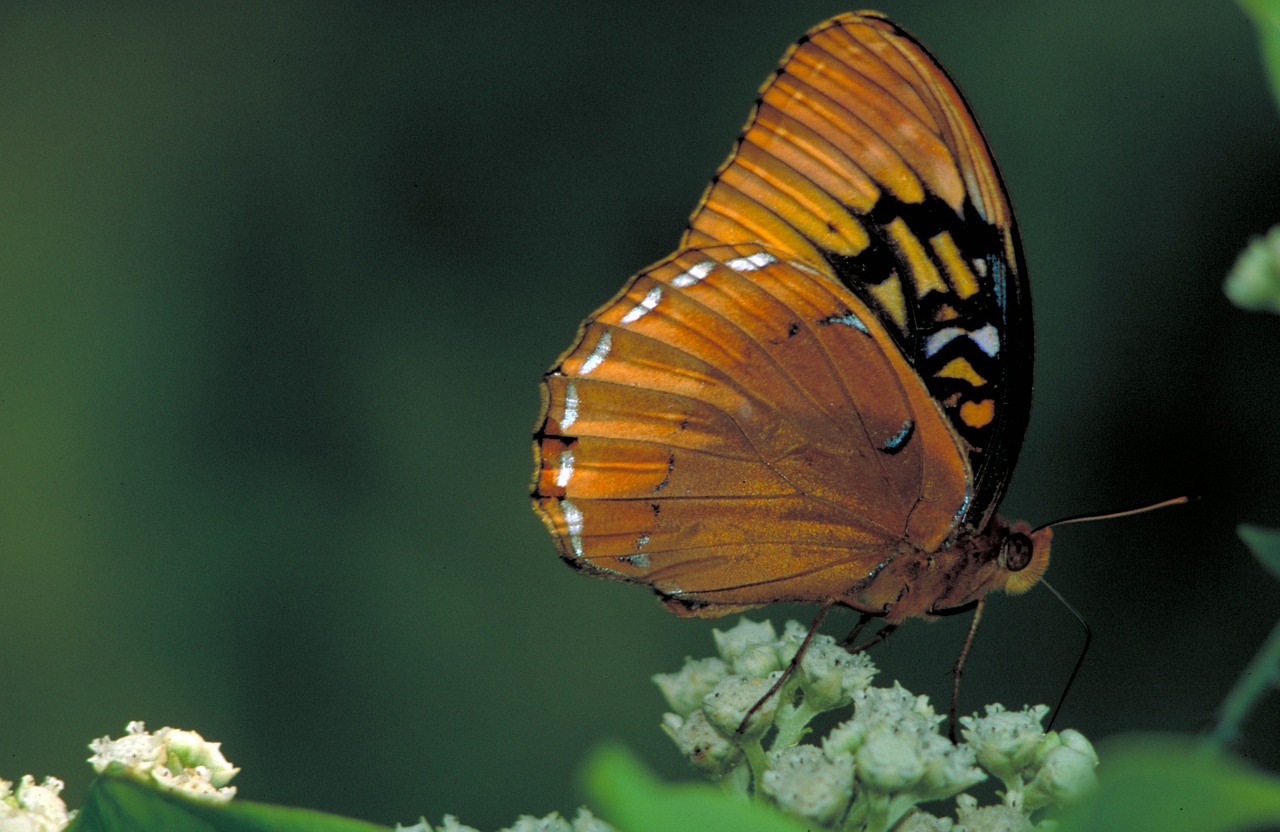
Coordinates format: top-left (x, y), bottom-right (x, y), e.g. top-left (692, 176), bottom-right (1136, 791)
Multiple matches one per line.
top-left (396, 807), bottom-right (614, 832)
top-left (0, 775), bottom-right (72, 832)
top-left (654, 619), bottom-right (1099, 832)
top-left (87, 721), bottom-right (240, 804)
top-left (961, 704), bottom-right (1099, 812)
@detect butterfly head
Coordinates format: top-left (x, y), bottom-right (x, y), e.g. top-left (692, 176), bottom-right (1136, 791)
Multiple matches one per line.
top-left (998, 521), bottom-right (1052, 596)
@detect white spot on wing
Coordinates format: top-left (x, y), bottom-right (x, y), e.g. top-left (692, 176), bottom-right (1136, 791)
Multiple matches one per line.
top-left (620, 286), bottom-right (663, 323)
top-left (925, 324), bottom-right (1001, 358)
top-left (555, 448), bottom-right (575, 488)
top-left (561, 382), bottom-right (579, 429)
top-left (925, 327), bottom-right (964, 358)
top-left (562, 499), bottom-right (584, 557)
top-left (970, 324), bottom-right (1000, 357)
top-left (973, 258), bottom-right (988, 277)
top-left (726, 251), bottom-right (777, 271)
top-left (579, 331), bottom-right (611, 374)
top-left (671, 260), bottom-right (716, 287)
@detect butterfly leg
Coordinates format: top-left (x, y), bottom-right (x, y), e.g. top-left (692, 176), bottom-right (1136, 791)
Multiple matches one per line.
top-left (842, 618), bottom-right (898, 654)
top-left (948, 598), bottom-right (986, 741)
top-left (735, 602), bottom-right (834, 735)
top-left (838, 612), bottom-right (872, 649)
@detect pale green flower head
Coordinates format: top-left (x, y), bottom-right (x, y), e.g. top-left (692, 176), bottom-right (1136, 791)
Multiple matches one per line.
top-left (713, 619), bottom-right (779, 673)
top-left (1022, 729), bottom-right (1099, 810)
top-left (87, 721), bottom-right (239, 804)
top-left (653, 619), bottom-right (1098, 829)
top-left (560, 807), bottom-right (616, 832)
top-left (502, 810), bottom-right (613, 832)
top-left (821, 680), bottom-right (984, 809)
top-left (913, 732), bottom-right (985, 803)
top-left (851, 683), bottom-right (943, 739)
top-left (797, 635), bottom-right (878, 711)
top-left (652, 657), bottom-right (730, 716)
top-left (855, 729), bottom-right (925, 793)
top-left (823, 683), bottom-right (943, 762)
top-left (0, 775), bottom-right (72, 832)
top-left (953, 793), bottom-right (1035, 832)
top-left (824, 714), bottom-right (870, 757)
top-left (895, 811), bottom-right (955, 832)
top-left (660, 710), bottom-right (742, 776)
top-left (736, 643), bottom-right (786, 678)
top-left (958, 704), bottom-right (1050, 785)
top-left (762, 745), bottom-right (855, 825)
top-left (702, 673), bottom-right (783, 738)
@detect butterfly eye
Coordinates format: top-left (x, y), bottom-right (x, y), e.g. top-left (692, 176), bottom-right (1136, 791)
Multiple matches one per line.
top-left (1003, 533), bottom-right (1034, 572)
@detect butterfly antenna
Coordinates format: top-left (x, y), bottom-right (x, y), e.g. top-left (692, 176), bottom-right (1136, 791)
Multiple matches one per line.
top-left (1029, 496), bottom-right (1189, 728)
top-left (1035, 495), bottom-right (1191, 532)
top-left (1040, 579), bottom-right (1091, 730)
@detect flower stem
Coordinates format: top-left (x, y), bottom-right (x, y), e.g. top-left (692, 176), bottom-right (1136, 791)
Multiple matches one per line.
top-left (741, 737), bottom-right (769, 795)
top-left (770, 699), bottom-right (818, 751)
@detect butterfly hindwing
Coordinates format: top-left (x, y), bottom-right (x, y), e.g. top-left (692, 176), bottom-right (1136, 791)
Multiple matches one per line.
top-left (533, 245), bottom-right (969, 613)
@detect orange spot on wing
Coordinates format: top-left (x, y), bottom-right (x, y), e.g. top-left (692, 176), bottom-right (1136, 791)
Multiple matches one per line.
top-left (936, 357), bottom-right (986, 386)
top-left (960, 399), bottom-right (996, 429)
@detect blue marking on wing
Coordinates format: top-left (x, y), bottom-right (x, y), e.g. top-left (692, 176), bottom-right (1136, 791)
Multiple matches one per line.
top-left (990, 255), bottom-right (1006, 311)
top-left (818, 311), bottom-right (870, 334)
top-left (880, 419), bottom-right (915, 455)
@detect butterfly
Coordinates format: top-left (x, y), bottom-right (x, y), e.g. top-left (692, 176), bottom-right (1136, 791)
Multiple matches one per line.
top-left (532, 11), bottom-right (1051, 694)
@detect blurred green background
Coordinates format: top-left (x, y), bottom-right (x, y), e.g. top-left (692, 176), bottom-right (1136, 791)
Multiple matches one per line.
top-left (1, 1), bottom-right (1278, 828)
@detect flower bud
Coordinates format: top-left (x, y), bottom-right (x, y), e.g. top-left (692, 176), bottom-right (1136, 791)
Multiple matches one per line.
top-left (855, 729), bottom-right (925, 793)
top-left (712, 619), bottom-right (777, 668)
top-left (661, 710), bottom-right (742, 776)
top-left (797, 638), bottom-right (877, 711)
top-left (702, 674), bottom-right (781, 738)
top-left (735, 644), bottom-right (784, 678)
top-left (953, 793), bottom-right (1035, 832)
top-left (761, 745), bottom-right (854, 825)
top-left (1023, 741), bottom-right (1098, 809)
top-left (894, 811), bottom-right (955, 832)
top-left (652, 657), bottom-right (730, 716)
top-left (88, 721), bottom-right (239, 803)
top-left (915, 734), bottom-right (986, 802)
top-left (0, 775), bottom-right (72, 832)
top-left (958, 704), bottom-right (1049, 784)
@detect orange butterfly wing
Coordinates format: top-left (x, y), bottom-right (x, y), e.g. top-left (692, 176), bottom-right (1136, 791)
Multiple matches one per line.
top-left (533, 13), bottom-right (1041, 619)
top-left (534, 244), bottom-right (967, 614)
top-left (683, 12), bottom-right (1031, 529)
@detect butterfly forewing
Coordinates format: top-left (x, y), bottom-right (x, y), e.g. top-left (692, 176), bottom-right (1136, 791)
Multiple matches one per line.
top-left (681, 12), bottom-right (1031, 528)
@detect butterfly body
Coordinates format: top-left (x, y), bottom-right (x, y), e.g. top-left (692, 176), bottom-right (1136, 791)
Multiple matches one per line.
top-left (533, 12), bottom-right (1050, 629)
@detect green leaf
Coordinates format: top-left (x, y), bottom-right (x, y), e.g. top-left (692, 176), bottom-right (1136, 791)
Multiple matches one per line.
top-left (1238, 523), bottom-right (1280, 583)
top-left (66, 776), bottom-right (392, 832)
top-left (1059, 735), bottom-right (1280, 832)
top-left (582, 744), bottom-right (807, 832)
top-left (1239, 0), bottom-right (1280, 111)
top-left (1223, 226), bottom-right (1280, 313)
